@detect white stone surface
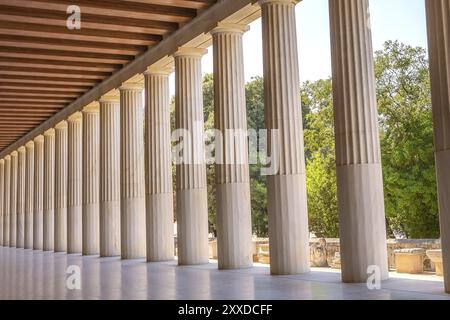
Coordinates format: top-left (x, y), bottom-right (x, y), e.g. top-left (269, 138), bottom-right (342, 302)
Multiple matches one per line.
top-left (260, 0), bottom-right (310, 275)
top-left (82, 103), bottom-right (100, 256)
top-left (426, 0), bottom-right (450, 293)
top-left (67, 113), bottom-right (83, 254)
top-left (144, 68), bottom-right (174, 262)
top-left (329, 0), bottom-right (388, 282)
top-left (99, 92), bottom-right (121, 257)
top-left (174, 47), bottom-right (209, 265)
top-left (120, 82), bottom-right (146, 259)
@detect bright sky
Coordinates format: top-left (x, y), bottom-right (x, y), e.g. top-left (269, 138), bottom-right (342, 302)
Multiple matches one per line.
top-left (169, 0), bottom-right (428, 95)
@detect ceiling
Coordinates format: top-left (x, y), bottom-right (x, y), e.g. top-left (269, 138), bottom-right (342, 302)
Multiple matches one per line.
top-left (0, 0), bottom-right (216, 152)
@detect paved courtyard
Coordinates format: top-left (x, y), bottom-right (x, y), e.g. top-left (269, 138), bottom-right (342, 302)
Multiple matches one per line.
top-left (0, 247), bottom-right (448, 300)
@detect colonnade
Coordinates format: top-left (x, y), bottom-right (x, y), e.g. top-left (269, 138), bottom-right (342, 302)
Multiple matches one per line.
top-left (0, 0), bottom-right (449, 292)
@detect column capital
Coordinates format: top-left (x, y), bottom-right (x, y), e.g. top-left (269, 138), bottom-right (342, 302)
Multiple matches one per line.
top-left (99, 89), bottom-right (120, 103)
top-left (44, 128), bottom-right (55, 137)
top-left (120, 81), bottom-right (144, 91)
top-left (11, 150), bottom-right (18, 157)
top-left (68, 111), bottom-right (83, 123)
top-left (0, 158), bottom-right (4, 164)
top-left (210, 22), bottom-right (250, 35)
top-left (18, 146), bottom-right (26, 154)
top-left (259, 0), bottom-right (300, 6)
top-left (4, 154), bottom-right (11, 161)
top-left (144, 65), bottom-right (173, 76)
top-left (173, 47), bottom-right (207, 58)
top-left (82, 101), bottom-right (100, 114)
top-left (25, 140), bottom-right (35, 149)
top-left (34, 134), bottom-right (44, 144)
top-left (55, 120), bottom-right (68, 130)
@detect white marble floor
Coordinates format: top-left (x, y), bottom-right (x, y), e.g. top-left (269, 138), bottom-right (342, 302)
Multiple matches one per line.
top-left (0, 246), bottom-right (449, 300)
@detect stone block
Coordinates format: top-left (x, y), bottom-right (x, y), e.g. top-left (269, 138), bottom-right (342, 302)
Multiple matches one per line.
top-left (394, 248), bottom-right (426, 274)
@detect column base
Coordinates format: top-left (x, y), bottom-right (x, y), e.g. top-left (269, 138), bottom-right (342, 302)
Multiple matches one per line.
top-left (54, 207), bottom-right (67, 253)
top-left (337, 163), bottom-right (389, 283)
top-left (121, 197), bottom-right (146, 259)
top-left (43, 209), bottom-right (54, 252)
top-left (100, 200), bottom-right (121, 257)
top-left (176, 188), bottom-right (209, 265)
top-left (146, 193), bottom-right (174, 262)
top-left (216, 182), bottom-right (253, 270)
top-left (67, 205), bottom-right (82, 254)
top-left (83, 203), bottom-right (100, 256)
top-left (435, 150), bottom-right (450, 293)
top-left (267, 173), bottom-right (310, 275)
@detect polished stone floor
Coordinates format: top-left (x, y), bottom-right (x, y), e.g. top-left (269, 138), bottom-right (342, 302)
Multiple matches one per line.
top-left (0, 246), bottom-right (449, 300)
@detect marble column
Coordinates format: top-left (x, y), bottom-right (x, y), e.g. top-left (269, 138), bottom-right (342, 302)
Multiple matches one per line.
top-left (329, 0), bottom-right (388, 282)
top-left (33, 135), bottom-right (44, 250)
top-left (425, 0), bottom-right (450, 293)
top-left (144, 67), bottom-right (174, 262)
top-left (9, 151), bottom-right (18, 247)
top-left (55, 121), bottom-right (68, 253)
top-left (68, 112), bottom-right (83, 254)
top-left (3, 155), bottom-right (10, 247)
top-left (211, 24), bottom-right (253, 269)
top-left (99, 91), bottom-right (121, 257)
top-left (24, 141), bottom-right (34, 249)
top-left (43, 129), bottom-right (55, 251)
top-left (0, 158), bottom-right (4, 246)
top-left (260, 0), bottom-right (310, 274)
top-left (16, 146), bottom-right (26, 248)
top-left (174, 47), bottom-right (209, 265)
top-left (119, 81), bottom-right (146, 259)
top-left (82, 103), bottom-right (100, 256)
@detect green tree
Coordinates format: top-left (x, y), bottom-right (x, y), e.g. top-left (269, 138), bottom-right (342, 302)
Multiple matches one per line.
top-left (375, 41), bottom-right (438, 238)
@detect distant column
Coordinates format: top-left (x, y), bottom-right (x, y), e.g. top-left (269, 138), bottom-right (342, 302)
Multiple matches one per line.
top-left (260, 0), bottom-right (310, 274)
top-left (425, 0), bottom-right (450, 293)
top-left (99, 91), bottom-right (121, 257)
top-left (9, 150), bottom-right (18, 247)
top-left (33, 135), bottom-right (44, 250)
top-left (144, 66), bottom-right (174, 262)
top-left (43, 129), bottom-right (55, 251)
top-left (24, 141), bottom-right (34, 249)
top-left (55, 121), bottom-right (68, 252)
top-left (82, 103), bottom-right (100, 256)
top-left (68, 112), bottom-right (83, 254)
top-left (119, 81), bottom-right (146, 259)
top-left (3, 155), bottom-right (11, 247)
top-left (211, 24), bottom-right (253, 269)
top-left (16, 146), bottom-right (26, 248)
top-left (174, 47), bottom-right (209, 265)
top-left (0, 158), bottom-right (4, 246)
top-left (329, 0), bottom-right (388, 282)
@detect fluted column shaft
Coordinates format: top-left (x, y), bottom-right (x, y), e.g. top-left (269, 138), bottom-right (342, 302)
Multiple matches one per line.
top-left (99, 93), bottom-right (121, 257)
top-left (329, 0), bottom-right (388, 282)
top-left (43, 129), bottom-right (55, 251)
top-left (82, 104), bottom-right (100, 256)
top-left (33, 136), bottom-right (44, 250)
top-left (260, 0), bottom-right (310, 274)
top-left (55, 122), bottom-right (68, 252)
top-left (120, 83), bottom-right (146, 259)
top-left (3, 156), bottom-right (11, 246)
top-left (16, 147), bottom-right (26, 248)
top-left (9, 151), bottom-right (18, 247)
top-left (174, 48), bottom-right (209, 265)
top-left (144, 68), bottom-right (174, 262)
top-left (68, 113), bottom-right (83, 254)
top-left (24, 141), bottom-right (34, 249)
top-left (212, 25), bottom-right (253, 269)
top-left (425, 0), bottom-right (450, 293)
top-left (0, 159), bottom-right (4, 246)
